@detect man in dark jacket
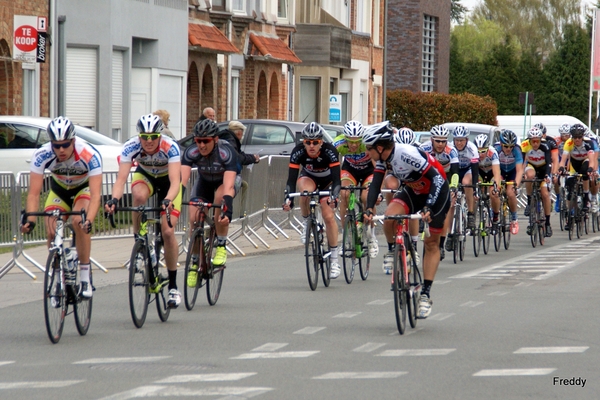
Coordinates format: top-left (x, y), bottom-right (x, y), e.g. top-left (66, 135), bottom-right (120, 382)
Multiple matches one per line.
top-left (218, 121), bottom-right (260, 168)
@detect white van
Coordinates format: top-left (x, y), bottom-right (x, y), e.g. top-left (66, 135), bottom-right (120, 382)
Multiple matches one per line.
top-left (496, 115), bottom-right (587, 139)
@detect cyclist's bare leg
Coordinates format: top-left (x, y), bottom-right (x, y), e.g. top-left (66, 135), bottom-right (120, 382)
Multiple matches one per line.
top-left (213, 185), bottom-right (232, 238)
top-left (524, 168), bottom-right (534, 196)
top-left (383, 175), bottom-right (399, 205)
top-left (297, 177), bottom-right (316, 218)
top-left (161, 213), bottom-right (180, 272)
top-left (131, 182), bottom-right (151, 234)
top-left (382, 200), bottom-right (408, 244)
top-left (490, 187), bottom-right (500, 215)
top-left (462, 173), bottom-right (474, 213)
top-left (507, 184), bottom-right (518, 212)
top-left (423, 232), bottom-right (442, 281)
top-left (339, 176), bottom-right (354, 223)
top-left (71, 197), bottom-right (92, 264)
top-left (541, 185), bottom-right (551, 220)
top-left (319, 197), bottom-right (339, 248)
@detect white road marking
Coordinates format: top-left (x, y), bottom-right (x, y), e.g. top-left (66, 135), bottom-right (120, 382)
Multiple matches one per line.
top-left (231, 351), bottom-right (320, 359)
top-left (156, 373), bottom-right (256, 383)
top-left (333, 312), bottom-right (362, 318)
top-left (460, 301), bottom-right (484, 307)
top-left (428, 313), bottom-right (455, 321)
top-left (353, 343), bottom-right (386, 353)
top-left (313, 372), bottom-right (407, 379)
top-left (74, 356), bottom-right (171, 364)
top-left (514, 282), bottom-right (534, 287)
top-left (251, 343), bottom-right (288, 352)
top-left (99, 385), bottom-right (272, 399)
top-left (293, 327), bottom-right (325, 334)
top-left (514, 346), bottom-right (589, 354)
top-left (473, 368), bottom-right (556, 376)
top-left (0, 361), bottom-right (15, 367)
top-left (488, 291), bottom-right (508, 296)
top-left (434, 280), bottom-right (451, 284)
top-left (377, 348), bottom-right (456, 357)
top-left (368, 299), bottom-right (392, 305)
top-left (0, 380), bottom-right (83, 389)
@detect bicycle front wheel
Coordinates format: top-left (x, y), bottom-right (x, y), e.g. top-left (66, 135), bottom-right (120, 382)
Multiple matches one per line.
top-left (206, 226), bottom-right (224, 305)
top-left (472, 208), bottom-right (481, 257)
top-left (184, 229), bottom-right (202, 310)
top-left (73, 269), bottom-right (93, 336)
top-left (342, 217), bottom-right (356, 284)
top-left (44, 249), bottom-right (66, 344)
top-left (129, 240), bottom-right (150, 328)
top-left (321, 238), bottom-right (331, 288)
top-left (482, 206), bottom-right (491, 255)
top-left (406, 238), bottom-right (421, 329)
top-left (392, 244), bottom-right (407, 335)
top-left (305, 218), bottom-right (319, 291)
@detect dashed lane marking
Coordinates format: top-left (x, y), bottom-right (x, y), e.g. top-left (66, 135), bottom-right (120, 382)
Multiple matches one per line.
top-left (0, 380), bottom-right (84, 389)
top-left (313, 372), bottom-right (407, 379)
top-left (428, 313), bottom-right (455, 321)
top-left (156, 373), bottom-right (257, 383)
top-left (488, 291), bottom-right (508, 296)
top-left (0, 361), bottom-right (14, 367)
top-left (333, 312), bottom-right (362, 318)
top-left (514, 346), bottom-right (589, 354)
top-left (377, 348), bottom-right (456, 357)
top-left (368, 299), bottom-right (392, 305)
top-left (460, 301), bottom-right (484, 307)
top-left (99, 385), bottom-right (272, 400)
top-left (230, 351), bottom-right (319, 360)
top-left (73, 356), bottom-right (171, 364)
top-left (353, 343), bottom-right (387, 353)
top-left (251, 343), bottom-right (288, 352)
top-left (473, 368), bottom-right (556, 377)
top-left (293, 327), bottom-right (326, 334)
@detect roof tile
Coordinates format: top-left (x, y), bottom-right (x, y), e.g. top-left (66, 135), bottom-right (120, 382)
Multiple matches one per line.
top-left (249, 33), bottom-right (301, 64)
top-left (189, 23), bottom-right (238, 54)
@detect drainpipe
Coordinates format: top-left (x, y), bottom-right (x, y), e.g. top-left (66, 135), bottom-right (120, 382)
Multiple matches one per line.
top-left (226, 18), bottom-right (232, 121)
top-left (57, 15), bottom-right (66, 116)
top-left (382, 0), bottom-right (387, 121)
top-left (49, 0), bottom-right (56, 116)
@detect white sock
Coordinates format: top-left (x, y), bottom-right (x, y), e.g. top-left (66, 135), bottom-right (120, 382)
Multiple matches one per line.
top-left (79, 263), bottom-right (90, 283)
top-left (329, 245), bottom-right (338, 259)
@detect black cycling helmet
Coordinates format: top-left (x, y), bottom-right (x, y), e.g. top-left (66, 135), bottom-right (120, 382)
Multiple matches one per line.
top-left (302, 122), bottom-right (325, 140)
top-left (570, 123), bottom-right (586, 138)
top-left (193, 119), bottom-right (219, 138)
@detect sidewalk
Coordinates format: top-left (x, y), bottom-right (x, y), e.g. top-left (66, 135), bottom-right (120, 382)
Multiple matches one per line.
top-left (0, 225), bottom-right (303, 309)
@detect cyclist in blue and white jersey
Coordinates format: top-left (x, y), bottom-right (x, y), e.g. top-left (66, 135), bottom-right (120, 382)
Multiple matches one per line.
top-left (450, 125), bottom-right (479, 231)
top-left (23, 117), bottom-right (103, 299)
top-left (493, 129), bottom-right (523, 234)
top-left (475, 134), bottom-right (502, 229)
top-left (421, 125), bottom-right (459, 260)
top-left (585, 128), bottom-right (600, 213)
top-left (106, 114), bottom-right (182, 308)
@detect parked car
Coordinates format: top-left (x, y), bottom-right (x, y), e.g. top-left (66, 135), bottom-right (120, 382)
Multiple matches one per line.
top-left (0, 116), bottom-right (122, 176)
top-left (178, 119), bottom-right (338, 156)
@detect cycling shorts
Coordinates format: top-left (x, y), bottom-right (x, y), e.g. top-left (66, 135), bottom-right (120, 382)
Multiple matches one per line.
top-left (44, 181), bottom-right (90, 212)
top-left (390, 181), bottom-right (450, 234)
top-left (132, 169), bottom-right (182, 218)
top-left (191, 174), bottom-right (241, 204)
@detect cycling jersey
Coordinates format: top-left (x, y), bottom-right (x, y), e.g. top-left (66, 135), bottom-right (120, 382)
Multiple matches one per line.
top-left (420, 140), bottom-right (459, 173)
top-left (181, 140), bottom-right (239, 183)
top-left (120, 135), bottom-right (180, 178)
top-left (333, 134), bottom-right (372, 171)
top-left (562, 138), bottom-right (594, 163)
top-left (450, 141), bottom-right (479, 170)
top-left (31, 138), bottom-right (103, 190)
top-left (286, 142), bottom-right (341, 197)
top-left (478, 147), bottom-right (500, 174)
top-left (493, 143), bottom-right (523, 173)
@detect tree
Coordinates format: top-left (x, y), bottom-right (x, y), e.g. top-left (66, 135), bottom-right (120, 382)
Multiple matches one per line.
top-left (451, 0), bottom-right (469, 24)
top-left (451, 17), bottom-right (507, 62)
top-left (471, 0), bottom-right (581, 56)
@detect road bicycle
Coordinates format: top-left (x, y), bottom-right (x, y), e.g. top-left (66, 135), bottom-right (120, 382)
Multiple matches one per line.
top-left (108, 205), bottom-right (171, 328)
top-left (558, 175), bottom-right (569, 232)
top-left (287, 190), bottom-right (332, 291)
top-left (563, 174), bottom-right (587, 240)
top-left (340, 186), bottom-right (370, 284)
top-left (373, 213), bottom-right (423, 335)
top-left (496, 181), bottom-right (514, 251)
top-left (181, 200), bottom-right (224, 310)
top-left (474, 181), bottom-right (495, 256)
top-left (22, 209), bottom-right (92, 344)
top-left (447, 185), bottom-right (468, 264)
top-left (522, 179), bottom-right (546, 247)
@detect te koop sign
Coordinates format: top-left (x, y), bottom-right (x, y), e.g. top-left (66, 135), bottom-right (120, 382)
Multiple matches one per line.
top-left (13, 15), bottom-right (47, 63)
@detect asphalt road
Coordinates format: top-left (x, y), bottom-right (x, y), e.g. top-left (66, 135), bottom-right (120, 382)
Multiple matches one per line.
top-left (1, 216), bottom-right (599, 400)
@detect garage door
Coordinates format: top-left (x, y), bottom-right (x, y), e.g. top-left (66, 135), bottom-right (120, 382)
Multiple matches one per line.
top-left (66, 47), bottom-right (97, 128)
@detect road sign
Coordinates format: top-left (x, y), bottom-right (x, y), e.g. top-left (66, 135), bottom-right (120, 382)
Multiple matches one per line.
top-left (13, 15), bottom-right (46, 63)
top-left (329, 95), bottom-right (341, 123)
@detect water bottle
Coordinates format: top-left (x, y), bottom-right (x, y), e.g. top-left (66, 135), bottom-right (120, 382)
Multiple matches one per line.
top-left (149, 243), bottom-right (157, 267)
top-left (64, 247), bottom-right (77, 284)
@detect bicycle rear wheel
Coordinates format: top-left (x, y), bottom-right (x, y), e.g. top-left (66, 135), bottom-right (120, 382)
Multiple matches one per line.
top-left (129, 240), bottom-right (150, 328)
top-left (393, 244), bottom-right (407, 335)
top-left (156, 287), bottom-right (171, 321)
top-left (304, 218), bottom-right (319, 291)
top-left (406, 238), bottom-right (421, 329)
top-left (342, 216), bottom-right (356, 284)
top-left (73, 270), bottom-right (93, 336)
top-left (493, 206), bottom-right (502, 252)
top-left (359, 223), bottom-right (370, 280)
top-left (184, 229), bottom-right (201, 310)
top-left (482, 206), bottom-right (490, 255)
top-left (472, 208), bottom-right (481, 257)
top-left (206, 226), bottom-right (224, 305)
top-left (321, 236), bottom-right (331, 288)
top-left (44, 249), bottom-right (66, 344)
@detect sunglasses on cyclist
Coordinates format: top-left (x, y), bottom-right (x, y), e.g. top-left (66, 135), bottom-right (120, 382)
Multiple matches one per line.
top-left (139, 133), bottom-right (161, 141)
top-left (304, 139), bottom-right (322, 146)
top-left (478, 148), bottom-right (488, 154)
top-left (51, 141), bottom-right (72, 149)
top-left (194, 137), bottom-right (214, 144)
top-left (502, 144), bottom-right (515, 149)
top-left (346, 139), bottom-right (362, 144)
top-left (433, 139), bottom-right (447, 144)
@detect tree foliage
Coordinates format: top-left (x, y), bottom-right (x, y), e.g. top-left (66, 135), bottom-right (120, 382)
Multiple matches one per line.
top-left (451, 0), bottom-right (469, 24)
top-left (451, 17), bottom-right (508, 62)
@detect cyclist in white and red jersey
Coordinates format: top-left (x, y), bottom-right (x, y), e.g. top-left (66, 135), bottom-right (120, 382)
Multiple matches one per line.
top-left (22, 116), bottom-right (103, 298)
top-left (105, 114), bottom-right (182, 308)
top-left (362, 121), bottom-right (450, 319)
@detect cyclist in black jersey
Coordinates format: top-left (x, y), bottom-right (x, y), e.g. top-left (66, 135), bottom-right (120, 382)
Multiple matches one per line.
top-left (181, 119), bottom-right (241, 276)
top-left (283, 122), bottom-right (342, 279)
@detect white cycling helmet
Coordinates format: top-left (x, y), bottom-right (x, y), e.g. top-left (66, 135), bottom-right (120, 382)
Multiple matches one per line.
top-left (136, 114), bottom-right (164, 134)
top-left (453, 125), bottom-right (470, 139)
top-left (527, 127), bottom-right (543, 139)
top-left (343, 120), bottom-right (364, 139)
top-left (395, 127), bottom-right (416, 145)
top-left (558, 123), bottom-right (571, 135)
top-left (362, 121), bottom-right (394, 146)
top-left (302, 122), bottom-right (325, 140)
top-left (474, 134), bottom-right (489, 149)
top-left (430, 125), bottom-right (450, 139)
top-left (47, 116), bottom-right (76, 141)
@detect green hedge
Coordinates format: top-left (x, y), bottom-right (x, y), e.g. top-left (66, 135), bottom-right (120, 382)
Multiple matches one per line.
top-left (386, 90), bottom-right (498, 131)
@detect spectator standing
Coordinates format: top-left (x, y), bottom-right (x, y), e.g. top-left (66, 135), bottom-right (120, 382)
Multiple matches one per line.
top-left (153, 110), bottom-right (176, 139)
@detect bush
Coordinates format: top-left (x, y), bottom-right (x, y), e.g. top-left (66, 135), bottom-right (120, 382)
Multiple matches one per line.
top-left (386, 90), bottom-right (498, 131)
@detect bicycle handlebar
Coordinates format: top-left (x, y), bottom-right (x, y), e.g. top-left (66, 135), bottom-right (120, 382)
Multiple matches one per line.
top-left (287, 190), bottom-right (331, 198)
top-left (106, 205), bottom-right (172, 229)
top-left (372, 214), bottom-right (423, 221)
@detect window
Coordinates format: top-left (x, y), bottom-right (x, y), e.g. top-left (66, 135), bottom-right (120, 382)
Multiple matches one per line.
top-left (212, 0), bottom-right (225, 11)
top-left (422, 15), bottom-right (436, 92)
top-left (231, 69), bottom-right (240, 120)
top-left (0, 123), bottom-right (42, 149)
top-left (249, 124), bottom-right (294, 145)
top-left (22, 67), bottom-right (35, 117)
top-left (233, 0), bottom-right (244, 11)
top-left (356, 0), bottom-right (364, 31)
top-left (278, 0), bottom-right (287, 18)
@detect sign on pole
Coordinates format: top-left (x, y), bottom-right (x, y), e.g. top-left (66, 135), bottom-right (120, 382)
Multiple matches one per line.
top-left (13, 15), bottom-right (47, 63)
top-left (329, 95), bottom-right (341, 123)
